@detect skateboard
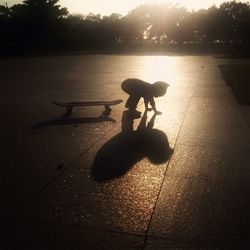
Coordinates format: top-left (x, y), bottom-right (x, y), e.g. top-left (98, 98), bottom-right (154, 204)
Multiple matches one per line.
top-left (52, 99), bottom-right (123, 115)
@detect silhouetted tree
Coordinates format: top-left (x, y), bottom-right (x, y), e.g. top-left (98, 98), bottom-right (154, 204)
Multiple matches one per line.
top-left (123, 5), bottom-right (150, 44)
top-left (219, 1), bottom-right (250, 42)
top-left (0, 0), bottom-right (68, 51)
top-left (0, 4), bottom-right (11, 34)
top-left (100, 13), bottom-right (122, 45)
top-left (1, 0), bottom-right (250, 54)
top-left (146, 4), bottom-right (188, 44)
top-left (21, 0), bottom-right (68, 46)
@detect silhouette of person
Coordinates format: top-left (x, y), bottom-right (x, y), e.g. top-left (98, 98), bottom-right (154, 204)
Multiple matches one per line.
top-left (121, 78), bottom-right (169, 115)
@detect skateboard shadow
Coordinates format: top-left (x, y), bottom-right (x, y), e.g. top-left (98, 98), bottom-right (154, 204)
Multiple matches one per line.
top-left (92, 110), bottom-right (173, 182)
top-left (30, 111), bottom-right (116, 129)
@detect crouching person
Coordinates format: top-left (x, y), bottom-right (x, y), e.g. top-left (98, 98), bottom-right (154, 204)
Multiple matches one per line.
top-left (121, 78), bottom-right (169, 115)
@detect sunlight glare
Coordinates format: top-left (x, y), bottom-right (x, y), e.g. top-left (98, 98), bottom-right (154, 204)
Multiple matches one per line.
top-left (58, 0), bottom-right (234, 15)
top-left (7, 0), bottom-right (249, 15)
top-left (140, 56), bottom-right (177, 84)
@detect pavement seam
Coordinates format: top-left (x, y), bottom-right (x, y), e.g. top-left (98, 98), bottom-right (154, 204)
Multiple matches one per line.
top-left (141, 60), bottom-right (206, 250)
top-left (241, 106), bottom-right (250, 127)
top-left (6, 220), bottom-right (145, 238)
top-left (0, 120), bottom-right (121, 228)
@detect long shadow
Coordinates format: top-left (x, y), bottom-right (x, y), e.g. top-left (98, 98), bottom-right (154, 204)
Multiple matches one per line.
top-left (30, 111), bottom-right (116, 129)
top-left (92, 110), bottom-right (173, 182)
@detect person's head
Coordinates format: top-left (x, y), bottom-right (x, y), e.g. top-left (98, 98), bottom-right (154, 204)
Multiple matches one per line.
top-left (152, 81), bottom-right (169, 97)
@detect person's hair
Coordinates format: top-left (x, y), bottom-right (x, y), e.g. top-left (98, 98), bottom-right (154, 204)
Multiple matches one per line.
top-left (152, 81), bottom-right (169, 97)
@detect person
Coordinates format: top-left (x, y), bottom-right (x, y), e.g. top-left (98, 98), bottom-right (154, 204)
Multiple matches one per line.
top-left (121, 78), bottom-right (169, 115)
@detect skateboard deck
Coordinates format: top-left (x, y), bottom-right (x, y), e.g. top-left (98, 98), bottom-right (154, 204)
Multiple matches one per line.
top-left (52, 99), bottom-right (123, 114)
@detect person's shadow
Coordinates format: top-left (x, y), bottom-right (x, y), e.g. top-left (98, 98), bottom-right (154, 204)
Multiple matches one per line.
top-left (91, 110), bottom-right (173, 182)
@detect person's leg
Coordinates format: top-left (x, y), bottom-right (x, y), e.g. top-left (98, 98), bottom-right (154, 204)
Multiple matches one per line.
top-left (125, 95), bottom-right (140, 109)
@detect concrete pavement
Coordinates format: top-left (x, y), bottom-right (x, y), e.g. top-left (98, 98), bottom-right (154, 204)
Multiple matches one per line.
top-left (1, 55), bottom-right (250, 249)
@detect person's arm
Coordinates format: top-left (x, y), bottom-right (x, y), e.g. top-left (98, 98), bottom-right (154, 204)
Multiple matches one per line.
top-left (149, 96), bottom-right (162, 114)
top-left (149, 97), bottom-right (156, 111)
top-left (144, 96), bottom-right (157, 112)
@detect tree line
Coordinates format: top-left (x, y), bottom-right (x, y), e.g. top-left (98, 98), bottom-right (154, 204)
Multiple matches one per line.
top-left (1, 0), bottom-right (250, 54)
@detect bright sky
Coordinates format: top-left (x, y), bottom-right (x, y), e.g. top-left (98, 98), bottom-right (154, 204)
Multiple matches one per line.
top-left (3, 0), bottom-right (249, 15)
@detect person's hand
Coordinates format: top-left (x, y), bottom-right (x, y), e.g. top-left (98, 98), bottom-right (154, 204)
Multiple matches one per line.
top-left (154, 110), bottom-right (162, 115)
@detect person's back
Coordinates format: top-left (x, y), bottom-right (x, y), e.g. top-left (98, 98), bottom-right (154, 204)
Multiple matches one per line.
top-left (121, 78), bottom-right (152, 98)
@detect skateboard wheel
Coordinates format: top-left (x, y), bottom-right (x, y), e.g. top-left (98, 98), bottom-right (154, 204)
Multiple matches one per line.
top-left (66, 106), bottom-right (72, 114)
top-left (105, 105), bottom-right (111, 112)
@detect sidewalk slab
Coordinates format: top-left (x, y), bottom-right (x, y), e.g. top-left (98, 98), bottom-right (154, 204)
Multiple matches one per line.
top-left (1, 55), bottom-right (250, 249)
top-left (0, 109), bottom-right (121, 222)
top-left (144, 237), bottom-right (206, 249)
top-left (147, 57), bottom-right (250, 248)
top-left (166, 142), bottom-right (250, 180)
top-left (10, 112), bottom-right (173, 234)
top-left (188, 97), bottom-right (240, 113)
top-left (1, 222), bottom-right (144, 250)
top-left (148, 175), bottom-right (250, 248)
